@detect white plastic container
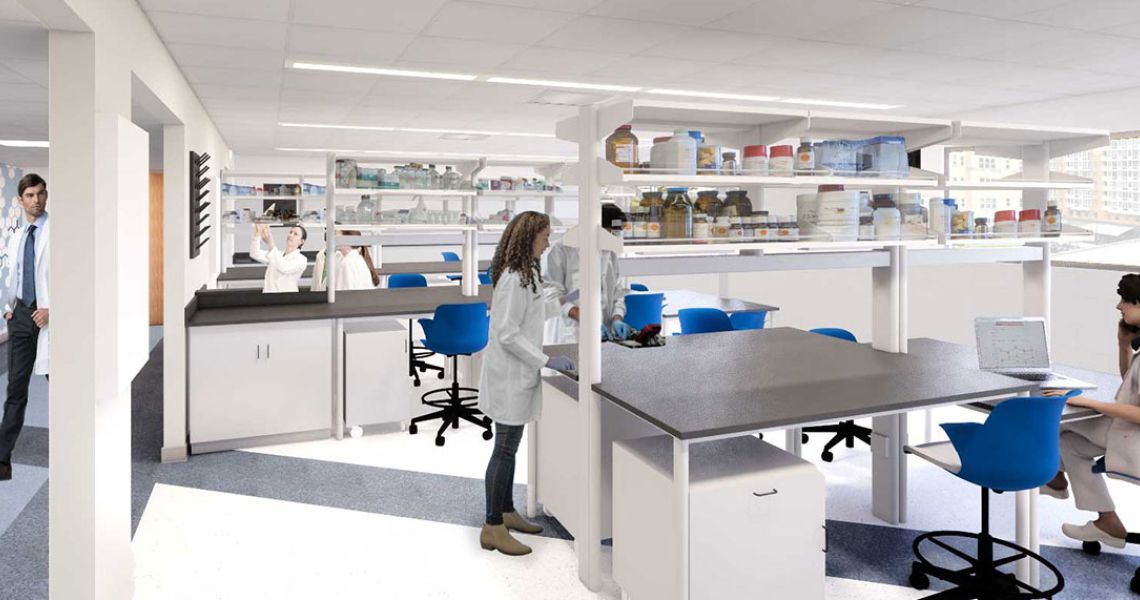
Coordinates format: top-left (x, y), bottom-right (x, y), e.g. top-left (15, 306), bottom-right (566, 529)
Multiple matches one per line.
top-left (928, 198), bottom-right (954, 238)
top-left (796, 193), bottom-right (819, 224)
top-left (813, 190), bottom-right (860, 242)
top-left (897, 193), bottom-right (928, 240)
top-left (662, 129), bottom-right (697, 176)
top-left (873, 197), bottom-right (901, 240)
top-left (743, 145), bottom-right (768, 175)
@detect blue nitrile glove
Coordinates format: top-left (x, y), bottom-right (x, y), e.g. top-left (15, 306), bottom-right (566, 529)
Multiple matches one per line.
top-left (611, 320), bottom-right (634, 340)
top-left (563, 288), bottom-right (580, 304)
top-left (546, 356), bottom-right (577, 372)
top-left (600, 325), bottom-right (613, 341)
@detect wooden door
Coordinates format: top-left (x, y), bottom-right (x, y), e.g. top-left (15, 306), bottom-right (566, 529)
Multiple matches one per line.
top-left (149, 172), bottom-right (164, 325)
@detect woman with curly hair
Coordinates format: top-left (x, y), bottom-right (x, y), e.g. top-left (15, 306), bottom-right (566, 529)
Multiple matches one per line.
top-left (478, 211), bottom-right (575, 556)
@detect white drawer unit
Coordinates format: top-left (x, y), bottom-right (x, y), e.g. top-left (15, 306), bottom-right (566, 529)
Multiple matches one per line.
top-left (613, 435), bottom-right (826, 600)
top-left (189, 319), bottom-right (333, 449)
top-left (343, 319), bottom-right (413, 428)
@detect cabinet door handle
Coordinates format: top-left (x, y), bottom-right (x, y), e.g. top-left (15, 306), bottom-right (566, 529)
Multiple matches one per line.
top-left (752, 489), bottom-right (778, 498)
top-left (256, 344), bottom-right (260, 359)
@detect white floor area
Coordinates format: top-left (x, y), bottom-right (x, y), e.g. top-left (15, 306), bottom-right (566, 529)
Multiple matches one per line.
top-left (133, 483), bottom-right (928, 600)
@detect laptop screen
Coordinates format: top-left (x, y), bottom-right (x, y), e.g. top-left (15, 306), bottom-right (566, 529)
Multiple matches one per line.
top-left (976, 318), bottom-right (1050, 370)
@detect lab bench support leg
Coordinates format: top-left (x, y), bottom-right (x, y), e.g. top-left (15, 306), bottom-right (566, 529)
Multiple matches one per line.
top-left (674, 437), bottom-right (690, 600)
top-left (871, 414), bottom-right (907, 525)
top-left (785, 428), bottom-right (802, 457)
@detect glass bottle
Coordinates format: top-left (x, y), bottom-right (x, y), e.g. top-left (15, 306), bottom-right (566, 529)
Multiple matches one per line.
top-left (1043, 199), bottom-right (1062, 236)
top-left (723, 190), bottom-right (753, 219)
top-left (428, 164), bottom-right (441, 189)
top-left (695, 190), bottom-right (723, 218)
top-left (606, 125), bottom-right (639, 173)
top-left (357, 195), bottom-right (376, 223)
top-left (663, 187), bottom-right (693, 240)
top-left (796, 137), bottom-right (816, 175)
top-left (640, 192), bottom-right (664, 240)
top-left (974, 217), bottom-right (990, 239)
top-left (721, 151), bottom-right (739, 176)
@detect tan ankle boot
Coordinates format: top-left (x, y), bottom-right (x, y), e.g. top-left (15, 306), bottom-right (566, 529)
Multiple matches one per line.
top-left (480, 524), bottom-right (532, 556)
top-left (503, 511), bottom-right (544, 534)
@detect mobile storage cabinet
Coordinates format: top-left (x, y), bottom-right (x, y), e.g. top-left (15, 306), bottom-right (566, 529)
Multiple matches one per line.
top-left (189, 319), bottom-right (333, 452)
top-left (613, 435), bottom-right (826, 600)
top-left (343, 320), bottom-right (412, 429)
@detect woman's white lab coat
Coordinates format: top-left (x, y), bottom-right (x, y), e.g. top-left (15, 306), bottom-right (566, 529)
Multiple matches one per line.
top-left (250, 239), bottom-right (307, 293)
top-left (1104, 349), bottom-right (1140, 481)
top-left (479, 268), bottom-right (561, 425)
top-left (542, 241), bottom-right (626, 344)
top-left (310, 249), bottom-right (375, 291)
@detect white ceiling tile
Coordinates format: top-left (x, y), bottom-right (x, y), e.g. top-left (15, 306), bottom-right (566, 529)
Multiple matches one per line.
top-left (146, 12), bottom-right (286, 50)
top-left (1056, 43), bottom-right (1140, 74)
top-left (0, 100), bottom-right (45, 118)
top-left (702, 0), bottom-right (895, 38)
top-left (806, 6), bottom-right (992, 48)
top-left (439, 83), bottom-right (547, 105)
top-left (912, 0), bottom-right (1070, 19)
top-left (289, 0), bottom-right (448, 34)
top-left (281, 69), bottom-right (377, 93)
top-left (194, 83), bottom-right (280, 102)
top-left (0, 82), bottom-right (45, 103)
top-left (0, 59), bottom-right (46, 87)
top-left (588, 56), bottom-right (719, 83)
top-left (1016, 0), bottom-right (1140, 31)
top-left (182, 66), bottom-right (282, 88)
top-left (732, 39), bottom-right (878, 71)
top-left (421, 2), bottom-right (578, 45)
top-left (497, 47), bottom-right (624, 75)
top-left (139, 0), bottom-right (289, 21)
top-left (667, 63), bottom-right (796, 88)
top-left (278, 89), bottom-right (363, 109)
top-left (587, 0), bottom-right (757, 26)
top-left (0, 64), bottom-right (31, 84)
top-left (1096, 19), bottom-right (1140, 40)
top-left (466, 0), bottom-right (603, 12)
top-left (167, 43), bottom-right (284, 70)
top-left (286, 25), bottom-right (415, 65)
top-left (362, 78), bottom-right (471, 100)
top-left (0, 0), bottom-right (39, 22)
top-left (397, 37), bottom-right (525, 69)
top-left (538, 15), bottom-right (688, 53)
top-left (903, 20), bottom-right (1069, 59)
top-left (0, 22), bottom-right (45, 61)
top-left (985, 32), bottom-right (1137, 66)
top-left (639, 30), bottom-right (779, 62)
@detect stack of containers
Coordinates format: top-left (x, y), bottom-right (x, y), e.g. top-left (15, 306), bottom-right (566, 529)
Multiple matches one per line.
top-left (810, 190), bottom-right (861, 241)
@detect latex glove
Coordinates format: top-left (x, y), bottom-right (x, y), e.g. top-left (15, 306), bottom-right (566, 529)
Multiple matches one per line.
top-left (600, 325), bottom-right (613, 341)
top-left (546, 356), bottom-right (577, 372)
top-left (611, 320), bottom-right (634, 340)
top-left (562, 288), bottom-right (580, 304)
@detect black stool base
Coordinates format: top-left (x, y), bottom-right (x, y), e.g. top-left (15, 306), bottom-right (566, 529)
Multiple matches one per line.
top-left (801, 420), bottom-right (871, 462)
top-left (408, 355), bottom-right (491, 447)
top-left (911, 530), bottom-right (1063, 599)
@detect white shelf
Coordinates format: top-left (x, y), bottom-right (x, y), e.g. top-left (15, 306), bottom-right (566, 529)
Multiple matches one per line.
top-left (333, 223), bottom-right (476, 232)
top-left (620, 237), bottom-right (940, 256)
top-left (942, 171), bottom-right (1094, 191)
top-left (333, 188), bottom-right (477, 197)
top-left (944, 229), bottom-right (1094, 247)
top-left (600, 162), bottom-right (940, 189)
top-left (478, 190), bottom-right (576, 199)
top-left (221, 195), bottom-right (326, 201)
top-left (950, 121), bottom-right (1110, 154)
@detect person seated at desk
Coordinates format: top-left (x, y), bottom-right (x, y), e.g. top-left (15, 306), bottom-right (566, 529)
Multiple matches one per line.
top-left (1043, 273), bottom-right (1140, 548)
top-left (250, 223), bottom-right (308, 293)
top-left (543, 202), bottom-right (633, 343)
top-left (311, 229), bottom-right (379, 291)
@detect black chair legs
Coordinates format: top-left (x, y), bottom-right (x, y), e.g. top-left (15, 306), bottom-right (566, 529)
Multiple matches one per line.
top-left (409, 354), bottom-right (492, 447)
top-left (802, 420), bottom-right (872, 462)
top-left (407, 319), bottom-right (444, 387)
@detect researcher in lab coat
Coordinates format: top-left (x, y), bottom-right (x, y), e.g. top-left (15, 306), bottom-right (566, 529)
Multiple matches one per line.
top-left (543, 202), bottom-right (634, 343)
top-left (0, 173), bottom-right (50, 482)
top-left (1043, 273), bottom-right (1140, 548)
top-left (479, 211), bottom-right (573, 556)
top-left (250, 223), bottom-right (308, 293)
top-left (311, 230), bottom-right (379, 292)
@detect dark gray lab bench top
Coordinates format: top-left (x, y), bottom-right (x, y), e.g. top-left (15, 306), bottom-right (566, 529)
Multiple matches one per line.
top-left (587, 327), bottom-right (1035, 440)
top-left (905, 338), bottom-right (1119, 422)
top-left (657, 289), bottom-right (778, 317)
top-left (216, 260), bottom-right (490, 282)
top-left (187, 285), bottom-right (494, 327)
top-left (218, 265), bottom-right (314, 282)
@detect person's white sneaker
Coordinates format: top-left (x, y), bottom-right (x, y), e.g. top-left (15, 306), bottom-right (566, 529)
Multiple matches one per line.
top-left (1062, 521), bottom-right (1127, 549)
top-left (1039, 484), bottom-right (1069, 500)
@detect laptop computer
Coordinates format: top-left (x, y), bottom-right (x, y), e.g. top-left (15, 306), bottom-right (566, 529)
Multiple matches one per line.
top-left (974, 317), bottom-right (1096, 390)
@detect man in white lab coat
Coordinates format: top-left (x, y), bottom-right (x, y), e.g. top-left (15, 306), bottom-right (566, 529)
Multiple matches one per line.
top-left (0, 173), bottom-right (50, 481)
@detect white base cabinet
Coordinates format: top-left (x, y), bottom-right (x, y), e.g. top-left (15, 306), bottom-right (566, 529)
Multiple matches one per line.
top-left (343, 320), bottom-right (413, 428)
top-left (613, 435), bottom-right (826, 600)
top-left (189, 320), bottom-right (332, 450)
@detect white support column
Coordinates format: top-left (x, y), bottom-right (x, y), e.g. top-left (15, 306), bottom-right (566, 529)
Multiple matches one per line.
top-left (1024, 243), bottom-right (1051, 325)
top-left (461, 195), bottom-right (477, 297)
top-left (1021, 145), bottom-right (1050, 213)
top-left (673, 437), bottom-right (691, 600)
top-left (575, 103), bottom-right (605, 592)
top-left (871, 246), bottom-right (906, 525)
top-left (325, 153), bottom-right (336, 303)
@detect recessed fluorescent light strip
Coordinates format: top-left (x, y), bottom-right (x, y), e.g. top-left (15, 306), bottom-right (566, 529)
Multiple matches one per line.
top-left (290, 62), bottom-right (476, 81)
top-left (0, 140), bottom-right (48, 148)
top-left (486, 77), bottom-right (639, 93)
top-left (279, 122), bottom-right (553, 138)
top-left (646, 89), bottom-right (779, 102)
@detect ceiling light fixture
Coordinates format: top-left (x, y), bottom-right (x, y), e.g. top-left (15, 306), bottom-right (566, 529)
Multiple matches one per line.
top-left (0, 140), bottom-right (48, 148)
top-left (279, 122), bottom-right (553, 138)
top-left (487, 76), bottom-right (640, 93)
top-left (290, 61), bottom-right (477, 81)
top-left (646, 89), bottom-right (780, 102)
top-left (276, 148), bottom-right (576, 163)
top-left (779, 98), bottom-right (901, 110)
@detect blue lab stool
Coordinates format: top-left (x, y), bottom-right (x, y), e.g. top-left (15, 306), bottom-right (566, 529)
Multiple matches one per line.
top-left (1080, 457), bottom-right (1140, 593)
top-left (729, 310), bottom-right (767, 330)
top-left (442, 251), bottom-right (463, 281)
top-left (630, 283), bottom-right (649, 292)
top-left (678, 308), bottom-right (733, 335)
top-left (906, 394), bottom-right (1069, 598)
top-left (801, 327), bottom-right (870, 461)
top-left (389, 273), bottom-right (444, 387)
top-left (410, 302), bottom-right (492, 447)
top-left (479, 267), bottom-right (492, 286)
top-left (623, 292), bottom-right (664, 332)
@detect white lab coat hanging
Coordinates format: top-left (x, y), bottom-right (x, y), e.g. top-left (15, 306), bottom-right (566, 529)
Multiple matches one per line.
top-left (3, 217), bottom-right (50, 375)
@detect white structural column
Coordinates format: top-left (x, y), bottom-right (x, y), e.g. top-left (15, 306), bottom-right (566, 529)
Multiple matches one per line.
top-left (871, 246), bottom-right (907, 525)
top-left (673, 437), bottom-right (691, 600)
top-left (575, 103), bottom-right (605, 591)
top-left (462, 195), bottom-right (478, 297)
top-left (48, 29), bottom-right (136, 600)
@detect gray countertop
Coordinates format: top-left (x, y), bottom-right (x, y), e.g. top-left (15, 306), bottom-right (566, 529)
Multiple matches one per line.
top-left (188, 285), bottom-right (494, 327)
top-left (217, 260), bottom-right (491, 282)
top-left (585, 328), bottom-right (1035, 440)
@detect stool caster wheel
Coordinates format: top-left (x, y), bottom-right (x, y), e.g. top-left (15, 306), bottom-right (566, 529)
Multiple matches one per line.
top-left (350, 426), bottom-right (363, 439)
top-left (757, 433), bottom-right (764, 440)
top-left (438, 371), bottom-right (446, 379)
top-left (435, 436), bottom-right (445, 447)
top-left (909, 566), bottom-right (930, 590)
top-left (413, 380), bottom-right (421, 387)
top-left (483, 417), bottom-right (492, 426)
top-left (419, 366), bottom-right (427, 373)
top-left (409, 424), bottom-right (418, 435)
top-left (802, 433), bottom-right (809, 444)
top-left (821, 451), bottom-right (834, 462)
top-left (482, 430), bottom-right (493, 441)
top-left (1082, 541), bottom-right (1101, 555)
top-left (452, 420), bottom-right (459, 429)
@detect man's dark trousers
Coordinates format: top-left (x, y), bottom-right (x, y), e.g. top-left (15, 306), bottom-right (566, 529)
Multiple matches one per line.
top-left (0, 300), bottom-right (40, 464)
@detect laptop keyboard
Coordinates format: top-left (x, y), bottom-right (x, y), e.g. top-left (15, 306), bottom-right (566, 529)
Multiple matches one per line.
top-left (1011, 372), bottom-right (1051, 381)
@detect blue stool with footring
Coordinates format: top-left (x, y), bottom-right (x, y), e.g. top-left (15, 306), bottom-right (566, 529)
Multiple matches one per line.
top-left (409, 302), bottom-right (492, 447)
top-left (906, 393), bottom-right (1070, 598)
